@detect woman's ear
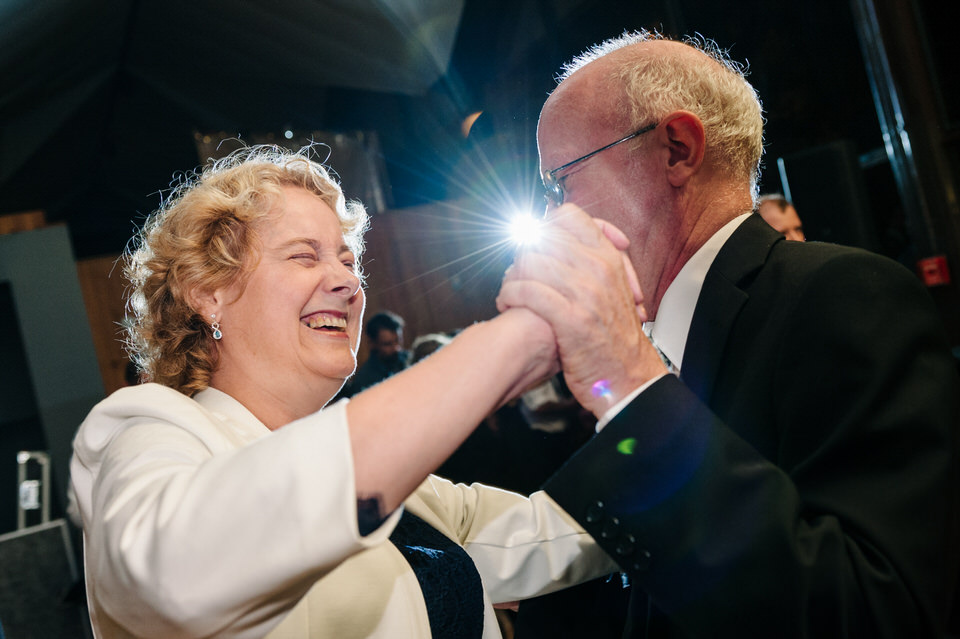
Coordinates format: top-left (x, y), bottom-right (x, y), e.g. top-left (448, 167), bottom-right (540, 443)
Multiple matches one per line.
top-left (661, 110), bottom-right (706, 187)
top-left (186, 287), bottom-right (222, 324)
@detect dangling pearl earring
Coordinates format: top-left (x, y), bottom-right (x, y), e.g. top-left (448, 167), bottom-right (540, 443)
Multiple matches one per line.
top-left (210, 314), bottom-right (223, 340)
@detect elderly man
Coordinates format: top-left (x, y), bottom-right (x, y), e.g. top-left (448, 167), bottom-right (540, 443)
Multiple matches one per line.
top-left (499, 31), bottom-right (959, 637)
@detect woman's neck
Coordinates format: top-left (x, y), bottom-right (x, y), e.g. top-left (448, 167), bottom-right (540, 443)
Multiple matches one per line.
top-left (209, 372), bottom-right (338, 430)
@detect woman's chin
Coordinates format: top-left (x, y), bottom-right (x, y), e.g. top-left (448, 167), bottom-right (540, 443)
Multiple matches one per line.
top-left (311, 365), bottom-right (356, 389)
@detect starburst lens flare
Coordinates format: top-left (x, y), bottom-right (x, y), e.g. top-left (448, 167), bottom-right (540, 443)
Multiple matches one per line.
top-left (508, 212), bottom-right (543, 245)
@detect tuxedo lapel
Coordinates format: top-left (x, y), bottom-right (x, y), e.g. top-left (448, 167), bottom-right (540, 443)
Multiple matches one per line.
top-left (681, 215), bottom-right (781, 404)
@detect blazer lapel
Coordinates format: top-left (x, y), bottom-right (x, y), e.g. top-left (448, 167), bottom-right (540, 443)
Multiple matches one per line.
top-left (681, 214), bottom-right (781, 404)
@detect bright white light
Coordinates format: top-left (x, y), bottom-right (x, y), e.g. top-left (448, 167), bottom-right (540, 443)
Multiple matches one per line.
top-left (508, 213), bottom-right (542, 246)
top-left (284, 130), bottom-right (294, 140)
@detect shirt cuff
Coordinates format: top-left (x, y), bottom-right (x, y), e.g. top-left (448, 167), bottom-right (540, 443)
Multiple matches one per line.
top-left (595, 373), bottom-right (668, 432)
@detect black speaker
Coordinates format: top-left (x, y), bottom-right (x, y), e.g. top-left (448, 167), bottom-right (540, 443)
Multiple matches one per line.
top-left (776, 139), bottom-right (881, 251)
top-left (0, 519), bottom-right (90, 638)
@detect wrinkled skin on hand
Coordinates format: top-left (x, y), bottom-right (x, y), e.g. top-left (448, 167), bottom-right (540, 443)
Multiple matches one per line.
top-left (497, 204), bottom-right (667, 416)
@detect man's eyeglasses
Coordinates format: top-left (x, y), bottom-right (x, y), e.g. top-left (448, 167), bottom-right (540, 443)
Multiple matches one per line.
top-left (541, 122), bottom-right (658, 209)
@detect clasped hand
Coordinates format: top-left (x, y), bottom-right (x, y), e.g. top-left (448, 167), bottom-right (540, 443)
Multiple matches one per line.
top-left (497, 204), bottom-right (667, 417)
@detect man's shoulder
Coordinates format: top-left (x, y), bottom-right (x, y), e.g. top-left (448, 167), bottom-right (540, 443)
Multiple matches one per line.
top-left (769, 240), bottom-right (917, 289)
top-left (715, 234), bottom-right (935, 335)
top-left (748, 240), bottom-right (944, 349)
top-left (721, 214), bottom-right (910, 283)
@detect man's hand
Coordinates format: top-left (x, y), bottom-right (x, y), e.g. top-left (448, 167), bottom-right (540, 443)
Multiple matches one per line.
top-left (497, 204), bottom-right (667, 416)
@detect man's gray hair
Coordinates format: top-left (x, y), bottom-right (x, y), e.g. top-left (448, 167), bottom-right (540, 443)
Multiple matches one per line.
top-left (558, 30), bottom-right (765, 193)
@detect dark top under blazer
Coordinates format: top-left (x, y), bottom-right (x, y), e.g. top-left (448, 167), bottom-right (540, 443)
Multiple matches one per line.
top-left (544, 214), bottom-right (960, 638)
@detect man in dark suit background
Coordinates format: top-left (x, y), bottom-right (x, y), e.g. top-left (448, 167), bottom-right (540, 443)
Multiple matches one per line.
top-left (499, 30), bottom-right (960, 637)
top-left (339, 310), bottom-right (411, 397)
top-left (758, 192), bottom-right (806, 242)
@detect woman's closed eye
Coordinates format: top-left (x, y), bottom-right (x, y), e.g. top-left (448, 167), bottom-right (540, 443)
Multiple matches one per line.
top-left (339, 250), bottom-right (358, 272)
top-left (290, 252), bottom-right (319, 263)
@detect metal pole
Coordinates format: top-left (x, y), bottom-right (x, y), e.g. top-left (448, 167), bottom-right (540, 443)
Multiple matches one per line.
top-left (850, 0), bottom-right (938, 256)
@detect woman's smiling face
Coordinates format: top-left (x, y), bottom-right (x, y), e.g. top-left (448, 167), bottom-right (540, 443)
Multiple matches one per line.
top-left (211, 186), bottom-right (365, 404)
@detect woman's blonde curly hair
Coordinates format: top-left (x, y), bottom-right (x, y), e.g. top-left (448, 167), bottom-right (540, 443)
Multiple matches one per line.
top-left (124, 144), bottom-right (369, 396)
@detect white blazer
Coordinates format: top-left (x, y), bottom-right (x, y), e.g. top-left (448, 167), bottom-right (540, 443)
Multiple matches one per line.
top-left (71, 384), bottom-right (616, 638)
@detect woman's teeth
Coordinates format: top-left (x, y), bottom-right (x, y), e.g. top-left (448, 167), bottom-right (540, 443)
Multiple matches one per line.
top-left (304, 314), bottom-right (347, 330)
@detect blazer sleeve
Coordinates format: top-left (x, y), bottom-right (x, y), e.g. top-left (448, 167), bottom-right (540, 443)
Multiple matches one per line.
top-left (71, 385), bottom-right (400, 639)
top-left (411, 475), bottom-right (618, 603)
top-left (543, 250), bottom-right (960, 637)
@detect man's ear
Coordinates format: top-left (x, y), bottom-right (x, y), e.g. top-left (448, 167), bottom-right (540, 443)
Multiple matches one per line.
top-left (662, 110), bottom-right (705, 187)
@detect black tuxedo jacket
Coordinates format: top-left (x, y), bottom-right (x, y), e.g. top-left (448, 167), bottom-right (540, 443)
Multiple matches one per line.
top-left (540, 215), bottom-right (960, 638)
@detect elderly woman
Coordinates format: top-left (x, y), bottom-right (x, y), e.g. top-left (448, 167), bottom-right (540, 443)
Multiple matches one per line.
top-left (70, 146), bottom-right (615, 639)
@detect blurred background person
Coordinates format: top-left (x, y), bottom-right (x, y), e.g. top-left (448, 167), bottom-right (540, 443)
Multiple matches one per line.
top-left (758, 192), bottom-right (806, 241)
top-left (410, 331), bottom-right (453, 363)
top-left (340, 310), bottom-right (411, 397)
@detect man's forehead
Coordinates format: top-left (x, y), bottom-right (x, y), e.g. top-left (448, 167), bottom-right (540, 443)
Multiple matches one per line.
top-left (540, 41), bottom-right (679, 136)
top-left (544, 58), bottom-right (612, 115)
top-left (539, 70), bottom-right (620, 146)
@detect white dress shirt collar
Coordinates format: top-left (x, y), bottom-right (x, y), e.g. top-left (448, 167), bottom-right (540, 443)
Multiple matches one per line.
top-left (645, 213), bottom-right (751, 371)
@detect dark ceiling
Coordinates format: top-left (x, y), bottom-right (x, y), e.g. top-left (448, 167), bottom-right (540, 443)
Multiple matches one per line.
top-left (0, 0), bottom-right (901, 259)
